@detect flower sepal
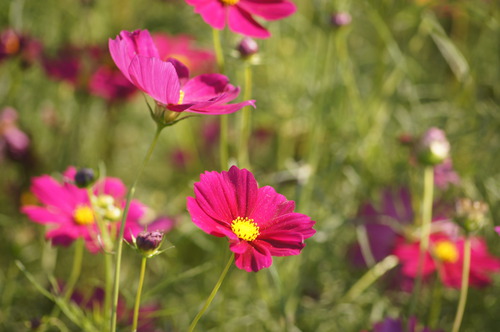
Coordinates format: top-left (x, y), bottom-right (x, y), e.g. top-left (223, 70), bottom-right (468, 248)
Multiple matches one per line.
top-left (127, 230), bottom-right (166, 258)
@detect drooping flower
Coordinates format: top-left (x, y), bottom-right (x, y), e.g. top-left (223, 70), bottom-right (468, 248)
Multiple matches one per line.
top-left (21, 167), bottom-right (171, 253)
top-left (393, 233), bottom-right (500, 288)
top-left (187, 166), bottom-right (316, 272)
top-left (184, 0), bottom-right (297, 39)
top-left (152, 33), bottom-right (215, 75)
top-left (109, 30), bottom-right (254, 122)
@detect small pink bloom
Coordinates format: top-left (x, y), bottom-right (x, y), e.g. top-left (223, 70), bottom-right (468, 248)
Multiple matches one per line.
top-left (109, 30), bottom-right (255, 115)
top-left (0, 107), bottom-right (31, 162)
top-left (152, 33), bottom-right (215, 75)
top-left (21, 167), bottom-right (169, 253)
top-left (434, 158), bottom-right (460, 189)
top-left (393, 233), bottom-right (500, 288)
top-left (184, 0), bottom-right (297, 38)
top-left (187, 166), bottom-right (316, 272)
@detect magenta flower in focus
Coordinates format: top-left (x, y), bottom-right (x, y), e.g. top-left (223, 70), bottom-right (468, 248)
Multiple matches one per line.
top-left (109, 30), bottom-right (255, 119)
top-left (21, 167), bottom-right (170, 253)
top-left (184, 0), bottom-right (297, 38)
top-left (187, 166), bottom-right (316, 272)
top-left (152, 33), bottom-right (215, 75)
top-left (393, 233), bottom-right (500, 288)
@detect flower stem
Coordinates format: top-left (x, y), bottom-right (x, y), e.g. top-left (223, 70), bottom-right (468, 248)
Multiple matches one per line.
top-left (409, 166), bottom-right (435, 317)
top-left (427, 277), bottom-right (443, 328)
top-left (451, 236), bottom-right (471, 332)
top-left (63, 239), bottom-right (84, 301)
top-left (188, 254), bottom-right (234, 332)
top-left (132, 257), bottom-right (148, 332)
top-left (212, 28), bottom-right (224, 74)
top-left (340, 255), bottom-right (399, 303)
top-left (238, 64), bottom-right (253, 169)
top-left (110, 124), bottom-right (163, 332)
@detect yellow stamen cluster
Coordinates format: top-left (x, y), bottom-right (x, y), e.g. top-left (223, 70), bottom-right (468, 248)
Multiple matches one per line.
top-left (220, 0), bottom-right (239, 5)
top-left (231, 217), bottom-right (260, 242)
top-left (73, 206), bottom-right (95, 225)
top-left (434, 241), bottom-right (459, 263)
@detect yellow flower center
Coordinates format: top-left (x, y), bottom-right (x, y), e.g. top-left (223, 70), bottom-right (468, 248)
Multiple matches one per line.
top-left (434, 241), bottom-right (459, 263)
top-left (73, 206), bottom-right (95, 225)
top-left (178, 90), bottom-right (185, 104)
top-left (231, 217), bottom-right (260, 241)
top-left (220, 0), bottom-right (239, 5)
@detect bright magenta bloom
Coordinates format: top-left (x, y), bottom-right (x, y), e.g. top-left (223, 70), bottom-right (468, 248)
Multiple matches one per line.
top-left (187, 166), bottom-right (316, 272)
top-left (394, 233), bottom-right (500, 288)
top-left (184, 0), bottom-right (297, 38)
top-left (21, 167), bottom-right (171, 253)
top-left (109, 30), bottom-right (254, 115)
top-left (152, 33), bottom-right (215, 75)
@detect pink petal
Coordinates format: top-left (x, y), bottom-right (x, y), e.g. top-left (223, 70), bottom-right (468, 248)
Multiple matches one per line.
top-left (187, 99), bottom-right (255, 115)
top-left (227, 166), bottom-right (259, 218)
top-left (186, 196), bottom-right (235, 238)
top-left (22, 206), bottom-right (70, 225)
top-left (182, 74), bottom-right (230, 102)
top-left (256, 233), bottom-right (305, 256)
top-left (238, 0), bottom-right (296, 20)
top-left (189, 0), bottom-right (227, 30)
top-left (96, 177), bottom-right (127, 200)
top-left (30, 175), bottom-right (77, 214)
top-left (129, 55), bottom-right (181, 105)
top-left (248, 186), bottom-right (291, 226)
top-left (228, 6), bottom-right (270, 38)
top-left (166, 58), bottom-right (190, 84)
top-left (232, 240), bottom-right (272, 272)
top-left (261, 212), bottom-right (316, 239)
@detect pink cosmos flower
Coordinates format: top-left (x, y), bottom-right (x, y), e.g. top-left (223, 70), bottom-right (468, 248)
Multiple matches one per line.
top-left (187, 166), bottom-right (316, 272)
top-left (184, 0), bottom-right (297, 39)
top-left (393, 233), bottom-right (500, 288)
top-left (21, 167), bottom-right (172, 253)
top-left (89, 65), bottom-right (137, 102)
top-left (109, 30), bottom-right (254, 116)
top-left (152, 33), bottom-right (215, 75)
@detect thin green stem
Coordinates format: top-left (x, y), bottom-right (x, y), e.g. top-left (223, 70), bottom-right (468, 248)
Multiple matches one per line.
top-left (340, 255), bottom-right (399, 303)
top-left (428, 276), bottom-right (443, 328)
top-left (104, 252), bottom-right (113, 327)
top-left (451, 236), bottom-right (471, 332)
top-left (237, 64), bottom-right (253, 169)
top-left (110, 124), bottom-right (164, 332)
top-left (132, 257), bottom-right (148, 332)
top-left (188, 255), bottom-right (234, 332)
top-left (63, 239), bottom-right (84, 301)
top-left (409, 166), bottom-right (435, 317)
top-left (212, 28), bottom-right (224, 73)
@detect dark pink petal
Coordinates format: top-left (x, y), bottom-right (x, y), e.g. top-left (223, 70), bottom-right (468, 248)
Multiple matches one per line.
top-left (227, 166), bottom-right (259, 218)
top-left (46, 226), bottom-right (81, 246)
top-left (228, 6), bottom-right (270, 38)
top-left (30, 175), bottom-right (77, 214)
top-left (231, 240), bottom-right (272, 272)
top-left (257, 233), bottom-right (305, 256)
top-left (147, 216), bottom-right (176, 233)
top-left (129, 56), bottom-right (181, 105)
top-left (238, 0), bottom-right (296, 20)
top-left (187, 99), bottom-right (255, 115)
top-left (248, 186), bottom-right (290, 227)
top-left (22, 206), bottom-right (70, 225)
top-left (261, 212), bottom-right (316, 239)
top-left (182, 74), bottom-right (230, 102)
top-left (166, 57), bottom-right (190, 84)
top-left (186, 196), bottom-right (235, 238)
top-left (189, 0), bottom-right (227, 30)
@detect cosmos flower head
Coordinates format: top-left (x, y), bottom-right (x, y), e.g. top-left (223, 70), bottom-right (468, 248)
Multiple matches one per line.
top-left (393, 233), bottom-right (500, 288)
top-left (108, 30), bottom-right (255, 124)
top-left (184, 0), bottom-right (297, 39)
top-left (21, 167), bottom-right (173, 253)
top-left (187, 166), bottom-right (316, 272)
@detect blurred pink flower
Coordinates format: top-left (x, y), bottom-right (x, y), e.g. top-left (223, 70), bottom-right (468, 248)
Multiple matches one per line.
top-left (394, 233), bottom-right (500, 288)
top-left (42, 46), bottom-right (83, 86)
top-left (187, 166), bottom-right (316, 272)
top-left (367, 316), bottom-right (442, 332)
top-left (0, 107), bottom-right (31, 162)
top-left (0, 28), bottom-right (42, 66)
top-left (109, 30), bottom-right (255, 115)
top-left (152, 33), bottom-right (215, 75)
top-left (184, 0), bottom-right (297, 38)
top-left (89, 65), bottom-right (137, 102)
top-left (21, 167), bottom-right (170, 253)
top-left (434, 158), bottom-right (460, 189)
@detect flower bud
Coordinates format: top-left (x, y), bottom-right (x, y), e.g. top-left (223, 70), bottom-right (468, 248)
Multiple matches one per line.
top-left (454, 198), bottom-right (488, 233)
top-left (237, 37), bottom-right (259, 59)
top-left (330, 12), bottom-right (352, 27)
top-left (136, 230), bottom-right (164, 257)
top-left (416, 127), bottom-right (450, 166)
top-left (74, 168), bottom-right (95, 188)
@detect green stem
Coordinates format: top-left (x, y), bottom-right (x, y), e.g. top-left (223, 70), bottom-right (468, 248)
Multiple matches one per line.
top-left (188, 255), bottom-right (234, 332)
top-left (63, 239), bottom-right (84, 301)
top-left (104, 252), bottom-right (113, 327)
top-left (409, 166), bottom-right (435, 317)
top-left (132, 257), bottom-right (148, 332)
top-left (237, 64), bottom-right (253, 169)
top-left (212, 28), bottom-right (224, 73)
top-left (110, 124), bottom-right (164, 332)
top-left (451, 236), bottom-right (471, 332)
top-left (428, 276), bottom-right (443, 328)
top-left (340, 255), bottom-right (399, 303)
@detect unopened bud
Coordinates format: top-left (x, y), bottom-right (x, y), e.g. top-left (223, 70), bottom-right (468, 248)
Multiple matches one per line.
top-left (417, 127), bottom-right (450, 166)
top-left (237, 37), bottom-right (259, 59)
top-left (136, 231), bottom-right (164, 257)
top-left (454, 198), bottom-right (488, 233)
top-left (74, 168), bottom-right (95, 188)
